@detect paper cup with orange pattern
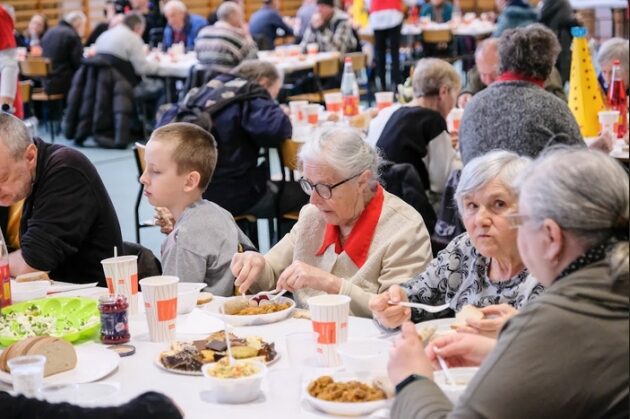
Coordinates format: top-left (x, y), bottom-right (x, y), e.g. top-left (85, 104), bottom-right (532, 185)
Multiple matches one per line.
top-left (139, 275), bottom-right (179, 342)
top-left (307, 294), bottom-right (351, 367)
top-left (101, 255), bottom-right (139, 314)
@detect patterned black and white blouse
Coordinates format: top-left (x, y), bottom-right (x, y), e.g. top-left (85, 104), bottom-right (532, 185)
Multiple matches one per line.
top-left (401, 233), bottom-right (544, 323)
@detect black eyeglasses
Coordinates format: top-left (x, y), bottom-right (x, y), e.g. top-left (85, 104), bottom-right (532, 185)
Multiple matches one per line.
top-left (299, 173), bottom-right (361, 200)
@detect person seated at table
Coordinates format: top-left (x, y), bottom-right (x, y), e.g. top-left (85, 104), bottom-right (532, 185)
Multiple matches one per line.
top-left (457, 37), bottom-right (565, 108)
top-left (231, 127), bottom-right (433, 318)
top-left (0, 113), bottom-right (122, 284)
top-left (3, 390), bottom-right (183, 419)
top-left (368, 58), bottom-right (459, 196)
top-left (130, 0), bottom-right (165, 44)
top-left (459, 24), bottom-right (582, 165)
top-left (493, 0), bottom-right (537, 37)
top-left (85, 0), bottom-right (123, 46)
top-left (207, 0), bottom-right (244, 26)
top-left (140, 122), bottom-right (254, 296)
top-left (299, 0), bottom-right (359, 54)
top-left (387, 147), bottom-right (629, 419)
top-left (162, 0), bottom-right (206, 51)
top-left (370, 151), bottom-right (543, 334)
top-left (420, 0), bottom-right (453, 23)
top-left (22, 13), bottom-right (48, 51)
top-left (296, 0), bottom-right (317, 42)
top-left (195, 2), bottom-right (258, 72)
top-left (596, 37), bottom-right (629, 95)
top-left (249, 0), bottom-right (294, 50)
top-left (40, 11), bottom-right (86, 96)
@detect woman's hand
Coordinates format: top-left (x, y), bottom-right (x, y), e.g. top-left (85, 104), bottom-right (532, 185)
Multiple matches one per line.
top-left (388, 322), bottom-right (434, 386)
top-left (456, 304), bottom-right (518, 338)
top-left (425, 333), bottom-right (496, 369)
top-left (231, 251), bottom-right (266, 294)
top-left (589, 131), bottom-right (614, 153)
top-left (369, 285), bottom-right (411, 329)
top-left (276, 261), bottom-right (341, 294)
top-left (154, 207), bottom-right (174, 235)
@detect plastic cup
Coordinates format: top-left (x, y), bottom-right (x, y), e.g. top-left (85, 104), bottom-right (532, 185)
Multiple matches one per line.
top-left (285, 331), bottom-right (319, 369)
top-left (324, 93), bottom-right (343, 116)
top-left (449, 107), bottom-right (465, 132)
top-left (307, 294), bottom-right (351, 367)
top-left (139, 275), bottom-right (179, 342)
top-left (8, 355), bottom-right (46, 397)
top-left (101, 255), bottom-right (139, 314)
top-left (289, 100), bottom-right (308, 123)
top-left (306, 43), bottom-right (319, 55)
top-left (266, 369), bottom-right (302, 416)
top-left (304, 104), bottom-right (320, 125)
top-left (375, 91), bottom-right (394, 111)
top-left (16, 47), bottom-right (27, 61)
top-left (598, 110), bottom-right (620, 137)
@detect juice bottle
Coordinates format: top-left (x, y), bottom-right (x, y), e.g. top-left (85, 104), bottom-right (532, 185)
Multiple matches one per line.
top-left (607, 59), bottom-right (628, 138)
top-left (340, 57), bottom-right (359, 118)
top-left (0, 230), bottom-right (11, 308)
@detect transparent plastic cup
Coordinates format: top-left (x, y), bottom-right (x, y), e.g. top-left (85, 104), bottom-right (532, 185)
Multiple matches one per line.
top-left (286, 331), bottom-right (319, 369)
top-left (598, 110), bottom-right (620, 137)
top-left (375, 92), bottom-right (394, 111)
top-left (8, 355), bottom-right (46, 397)
top-left (303, 104), bottom-right (320, 125)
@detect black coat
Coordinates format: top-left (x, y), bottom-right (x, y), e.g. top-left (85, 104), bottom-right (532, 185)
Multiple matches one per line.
top-left (63, 54), bottom-right (135, 147)
top-left (41, 21), bottom-right (83, 95)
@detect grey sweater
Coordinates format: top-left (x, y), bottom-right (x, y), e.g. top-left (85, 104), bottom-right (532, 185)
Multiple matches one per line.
top-left (392, 259), bottom-right (629, 419)
top-left (459, 81), bottom-right (583, 164)
top-left (161, 199), bottom-right (254, 296)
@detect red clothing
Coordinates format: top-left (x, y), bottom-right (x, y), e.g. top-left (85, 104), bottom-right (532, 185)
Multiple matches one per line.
top-left (315, 185), bottom-right (385, 268)
top-left (0, 8), bottom-right (16, 50)
top-left (497, 71), bottom-right (545, 88)
top-left (370, 0), bottom-right (403, 13)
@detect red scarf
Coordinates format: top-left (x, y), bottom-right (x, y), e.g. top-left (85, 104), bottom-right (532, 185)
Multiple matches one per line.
top-left (497, 71), bottom-right (545, 88)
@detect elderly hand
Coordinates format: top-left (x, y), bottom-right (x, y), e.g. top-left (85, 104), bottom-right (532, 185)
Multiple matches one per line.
top-left (276, 261), bottom-right (341, 294)
top-left (425, 333), bottom-right (496, 369)
top-left (369, 285), bottom-right (411, 329)
top-left (388, 322), bottom-right (434, 386)
top-left (457, 93), bottom-right (472, 109)
top-left (455, 304), bottom-right (518, 338)
top-left (154, 207), bottom-right (174, 235)
top-left (589, 131), bottom-right (614, 153)
top-left (231, 251), bottom-right (266, 294)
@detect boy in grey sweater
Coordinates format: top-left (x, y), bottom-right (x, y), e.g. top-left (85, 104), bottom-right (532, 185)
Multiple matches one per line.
top-left (140, 122), bottom-right (254, 296)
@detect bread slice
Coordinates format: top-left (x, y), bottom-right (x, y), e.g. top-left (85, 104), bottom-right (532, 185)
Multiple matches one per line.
top-left (15, 271), bottom-right (51, 283)
top-left (196, 292), bottom-right (214, 305)
top-left (452, 305), bottom-right (484, 329)
top-left (26, 337), bottom-right (77, 377)
top-left (0, 336), bottom-right (49, 372)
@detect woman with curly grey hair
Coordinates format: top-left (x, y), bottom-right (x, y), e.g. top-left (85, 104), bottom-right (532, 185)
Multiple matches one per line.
top-left (459, 24), bottom-right (583, 164)
top-left (231, 127), bottom-right (433, 317)
top-left (387, 147), bottom-right (628, 419)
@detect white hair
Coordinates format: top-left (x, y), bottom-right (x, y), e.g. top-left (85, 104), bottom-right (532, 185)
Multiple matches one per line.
top-left (455, 150), bottom-right (532, 214)
top-left (0, 113), bottom-right (33, 158)
top-left (217, 2), bottom-right (241, 21)
top-left (298, 127), bottom-right (381, 187)
top-left (412, 58), bottom-right (461, 98)
top-left (164, 0), bottom-right (187, 14)
top-left (64, 11), bottom-right (87, 25)
top-left (514, 147), bottom-right (629, 280)
top-left (597, 37), bottom-right (629, 84)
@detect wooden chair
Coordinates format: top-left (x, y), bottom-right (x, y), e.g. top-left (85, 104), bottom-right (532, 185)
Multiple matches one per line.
top-left (421, 29), bottom-right (457, 61)
top-left (475, 0), bottom-right (496, 13)
top-left (133, 143), bottom-right (157, 243)
top-left (18, 57), bottom-right (64, 142)
top-left (287, 56), bottom-right (341, 103)
top-left (18, 80), bottom-right (32, 114)
top-left (277, 139), bottom-right (303, 222)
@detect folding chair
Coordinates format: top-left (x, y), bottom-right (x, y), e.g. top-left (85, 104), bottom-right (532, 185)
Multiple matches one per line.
top-left (133, 143), bottom-right (157, 243)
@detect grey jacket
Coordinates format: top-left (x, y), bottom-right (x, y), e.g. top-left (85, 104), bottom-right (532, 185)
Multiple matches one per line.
top-left (392, 259), bottom-right (629, 419)
top-left (459, 80), bottom-right (583, 164)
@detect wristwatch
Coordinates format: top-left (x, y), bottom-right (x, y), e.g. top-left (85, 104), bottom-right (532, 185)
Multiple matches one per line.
top-left (395, 374), bottom-right (426, 394)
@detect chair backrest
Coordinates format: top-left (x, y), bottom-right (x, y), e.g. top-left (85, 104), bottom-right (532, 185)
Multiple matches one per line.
top-left (133, 143), bottom-right (147, 176)
top-left (18, 81), bottom-right (32, 103)
top-left (343, 52), bottom-right (367, 73)
top-left (280, 139), bottom-right (302, 172)
top-left (476, 0), bottom-right (496, 12)
top-left (460, 0), bottom-right (475, 12)
top-left (315, 57), bottom-right (341, 79)
top-left (421, 29), bottom-right (453, 44)
top-left (18, 57), bottom-right (52, 78)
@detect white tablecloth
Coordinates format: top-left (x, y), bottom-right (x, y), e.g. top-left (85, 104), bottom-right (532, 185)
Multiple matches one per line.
top-left (359, 21), bottom-right (496, 38)
top-left (570, 0), bottom-right (628, 9)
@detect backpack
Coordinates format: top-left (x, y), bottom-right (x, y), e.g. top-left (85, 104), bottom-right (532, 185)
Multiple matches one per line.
top-left (156, 74), bottom-right (269, 131)
top-left (332, 17), bottom-right (362, 53)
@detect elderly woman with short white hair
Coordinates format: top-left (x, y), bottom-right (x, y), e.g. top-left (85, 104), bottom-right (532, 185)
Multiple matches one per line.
top-left (231, 127), bottom-right (433, 317)
top-left (596, 37), bottom-right (629, 94)
top-left (371, 150), bottom-right (543, 335)
top-left (387, 147), bottom-right (629, 419)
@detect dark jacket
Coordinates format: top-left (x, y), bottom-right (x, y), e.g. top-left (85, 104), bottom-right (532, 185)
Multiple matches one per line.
top-left (63, 54), bottom-right (136, 148)
top-left (493, 4), bottom-right (538, 37)
top-left (539, 0), bottom-right (577, 83)
top-left (19, 138), bottom-right (123, 285)
top-left (41, 20), bottom-right (83, 95)
top-left (249, 5), bottom-right (293, 48)
top-left (201, 73), bottom-right (292, 214)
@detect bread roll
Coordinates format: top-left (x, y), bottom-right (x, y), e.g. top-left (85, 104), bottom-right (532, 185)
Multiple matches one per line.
top-left (196, 292), bottom-right (214, 305)
top-left (15, 271), bottom-right (51, 283)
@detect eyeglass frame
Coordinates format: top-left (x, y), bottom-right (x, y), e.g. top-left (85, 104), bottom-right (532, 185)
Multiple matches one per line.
top-left (298, 173), bottom-right (362, 200)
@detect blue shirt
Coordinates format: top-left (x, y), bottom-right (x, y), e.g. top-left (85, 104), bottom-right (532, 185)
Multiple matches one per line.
top-left (420, 3), bottom-right (453, 22)
top-left (162, 13), bottom-right (207, 50)
top-left (249, 6), bottom-right (293, 46)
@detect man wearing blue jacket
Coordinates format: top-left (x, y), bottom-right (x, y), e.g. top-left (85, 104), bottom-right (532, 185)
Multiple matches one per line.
top-left (162, 0), bottom-right (207, 51)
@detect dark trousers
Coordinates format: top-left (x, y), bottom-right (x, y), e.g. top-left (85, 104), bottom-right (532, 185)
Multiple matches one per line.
top-left (374, 24), bottom-right (402, 91)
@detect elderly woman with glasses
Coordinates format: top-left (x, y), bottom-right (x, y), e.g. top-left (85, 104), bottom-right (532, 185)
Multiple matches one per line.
top-left (386, 147), bottom-right (629, 419)
top-left (370, 150), bottom-right (543, 336)
top-left (230, 127), bottom-right (433, 317)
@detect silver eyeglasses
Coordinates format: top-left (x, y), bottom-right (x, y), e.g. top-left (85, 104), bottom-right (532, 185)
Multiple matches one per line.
top-left (299, 173), bottom-right (361, 200)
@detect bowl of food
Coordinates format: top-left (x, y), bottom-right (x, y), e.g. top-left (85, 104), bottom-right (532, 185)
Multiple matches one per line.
top-left (208, 296), bottom-right (295, 326)
top-left (336, 339), bottom-right (391, 373)
top-left (305, 373), bottom-right (393, 416)
top-left (201, 358), bottom-right (267, 403)
top-left (433, 367), bottom-right (479, 402)
top-left (11, 280), bottom-right (50, 303)
top-left (177, 283), bottom-right (206, 314)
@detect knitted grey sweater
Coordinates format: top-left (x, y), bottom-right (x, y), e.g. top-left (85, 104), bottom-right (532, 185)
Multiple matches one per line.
top-left (459, 80), bottom-right (584, 164)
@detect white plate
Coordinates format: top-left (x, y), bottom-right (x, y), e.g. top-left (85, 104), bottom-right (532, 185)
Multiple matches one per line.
top-left (205, 296), bottom-right (295, 326)
top-left (0, 343), bottom-right (120, 385)
top-left (305, 372), bottom-right (392, 416)
top-left (41, 382), bottom-right (121, 407)
top-left (416, 317), bottom-right (457, 340)
top-left (154, 351), bottom-right (280, 376)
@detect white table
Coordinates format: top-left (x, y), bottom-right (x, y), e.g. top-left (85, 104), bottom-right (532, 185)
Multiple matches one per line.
top-left (258, 51), bottom-right (341, 75)
top-left (359, 20), bottom-right (496, 38)
top-left (570, 0), bottom-right (628, 9)
top-left (45, 288), bottom-right (388, 419)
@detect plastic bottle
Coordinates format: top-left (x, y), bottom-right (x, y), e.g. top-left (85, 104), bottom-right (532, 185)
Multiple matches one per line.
top-left (0, 230), bottom-right (11, 308)
top-left (607, 59), bottom-right (627, 139)
top-left (30, 34), bottom-right (42, 57)
top-left (340, 57), bottom-right (359, 118)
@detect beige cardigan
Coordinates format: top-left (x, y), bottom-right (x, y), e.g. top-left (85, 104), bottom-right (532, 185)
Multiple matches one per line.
top-left (253, 190), bottom-right (433, 317)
